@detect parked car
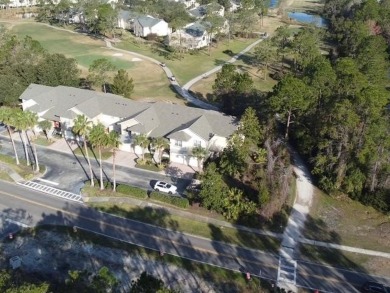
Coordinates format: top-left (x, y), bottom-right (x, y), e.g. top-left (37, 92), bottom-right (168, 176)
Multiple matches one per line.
top-left (186, 179), bottom-right (202, 193)
top-left (170, 75), bottom-right (176, 81)
top-left (361, 281), bottom-right (388, 293)
top-left (154, 181), bottom-right (177, 194)
top-left (160, 62), bottom-right (166, 67)
top-left (260, 32), bottom-right (269, 38)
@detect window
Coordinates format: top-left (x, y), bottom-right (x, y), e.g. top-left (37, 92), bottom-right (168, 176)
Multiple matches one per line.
top-left (175, 140), bottom-right (182, 147)
top-left (194, 140), bottom-right (201, 147)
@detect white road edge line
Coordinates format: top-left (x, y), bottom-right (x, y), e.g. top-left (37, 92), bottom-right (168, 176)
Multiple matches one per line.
top-left (5, 218), bottom-right (30, 228)
top-left (36, 178), bottom-right (59, 186)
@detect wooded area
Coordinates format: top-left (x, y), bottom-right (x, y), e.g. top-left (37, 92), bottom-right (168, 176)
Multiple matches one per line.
top-left (209, 0), bottom-right (390, 219)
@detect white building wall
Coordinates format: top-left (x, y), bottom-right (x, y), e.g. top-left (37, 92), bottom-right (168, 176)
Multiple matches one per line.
top-left (93, 113), bottom-right (120, 128)
top-left (151, 22), bottom-right (170, 36)
top-left (208, 135), bottom-right (227, 151)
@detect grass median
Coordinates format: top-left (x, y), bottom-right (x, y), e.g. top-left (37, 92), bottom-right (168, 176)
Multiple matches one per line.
top-left (90, 201), bottom-right (281, 253)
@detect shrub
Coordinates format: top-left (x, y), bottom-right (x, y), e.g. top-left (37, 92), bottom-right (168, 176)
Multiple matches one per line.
top-left (149, 192), bottom-right (189, 208)
top-left (85, 179), bottom-right (113, 189)
top-left (116, 184), bottom-right (147, 199)
top-left (146, 33), bottom-right (158, 41)
top-left (135, 163), bottom-right (161, 172)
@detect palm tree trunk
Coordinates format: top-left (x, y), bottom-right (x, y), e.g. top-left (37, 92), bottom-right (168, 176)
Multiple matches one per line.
top-left (84, 139), bottom-right (94, 187)
top-left (112, 150), bottom-right (116, 192)
top-left (7, 126), bottom-right (19, 165)
top-left (21, 131), bottom-right (30, 166)
top-left (285, 110), bottom-right (292, 139)
top-left (32, 141), bottom-right (39, 172)
top-left (28, 129), bottom-right (39, 172)
top-left (99, 147), bottom-right (104, 190)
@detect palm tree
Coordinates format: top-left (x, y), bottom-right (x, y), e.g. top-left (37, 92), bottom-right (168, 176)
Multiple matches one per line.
top-left (192, 146), bottom-right (208, 172)
top-left (0, 107), bottom-right (20, 165)
top-left (89, 123), bottom-right (108, 190)
top-left (132, 134), bottom-right (149, 164)
top-left (73, 115), bottom-right (94, 187)
top-left (24, 111), bottom-right (40, 172)
top-left (151, 137), bottom-right (169, 167)
top-left (14, 110), bottom-right (31, 167)
top-left (106, 130), bottom-right (121, 192)
top-left (38, 120), bottom-right (52, 141)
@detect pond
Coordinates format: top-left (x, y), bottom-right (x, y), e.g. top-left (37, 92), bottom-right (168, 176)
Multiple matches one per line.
top-left (270, 0), bottom-right (278, 8)
top-left (287, 12), bottom-right (327, 27)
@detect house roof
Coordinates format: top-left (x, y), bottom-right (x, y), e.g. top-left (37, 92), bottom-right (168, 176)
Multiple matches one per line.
top-left (136, 16), bottom-right (164, 28)
top-left (167, 131), bottom-right (191, 141)
top-left (20, 84), bottom-right (238, 141)
top-left (118, 9), bottom-right (141, 21)
top-left (188, 3), bottom-right (224, 18)
top-left (185, 22), bottom-right (207, 37)
top-left (188, 6), bottom-right (207, 18)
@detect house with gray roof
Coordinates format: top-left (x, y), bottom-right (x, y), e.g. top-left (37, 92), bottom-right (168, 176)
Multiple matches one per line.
top-left (117, 10), bottom-right (141, 30)
top-left (188, 3), bottom-right (225, 19)
top-left (167, 22), bottom-right (211, 49)
top-left (20, 84), bottom-right (237, 167)
top-left (133, 15), bottom-right (170, 37)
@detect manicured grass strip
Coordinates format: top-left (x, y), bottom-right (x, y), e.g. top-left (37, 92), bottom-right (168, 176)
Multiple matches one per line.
top-left (73, 146), bottom-right (113, 160)
top-left (0, 153), bottom-right (45, 179)
top-left (34, 137), bottom-right (54, 146)
top-left (20, 225), bottom-right (275, 292)
top-left (89, 202), bottom-right (280, 253)
top-left (116, 34), bottom-right (255, 83)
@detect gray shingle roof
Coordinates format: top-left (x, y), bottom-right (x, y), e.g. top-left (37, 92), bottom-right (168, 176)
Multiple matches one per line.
top-left (137, 16), bottom-right (163, 28)
top-left (167, 131), bottom-right (191, 141)
top-left (185, 22), bottom-right (206, 37)
top-left (188, 6), bottom-right (207, 18)
top-left (20, 84), bottom-right (237, 141)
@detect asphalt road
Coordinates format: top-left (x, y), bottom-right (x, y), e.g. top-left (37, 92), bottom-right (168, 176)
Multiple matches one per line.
top-left (0, 181), bottom-right (280, 280)
top-left (0, 139), bottom-right (191, 194)
top-left (1, 138), bottom-right (390, 292)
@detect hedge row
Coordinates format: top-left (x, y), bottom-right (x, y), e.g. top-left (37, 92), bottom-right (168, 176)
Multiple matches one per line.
top-left (149, 192), bottom-right (189, 208)
top-left (116, 184), bottom-right (148, 199)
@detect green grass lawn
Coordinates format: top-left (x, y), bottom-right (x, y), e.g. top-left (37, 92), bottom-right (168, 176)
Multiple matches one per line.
top-left (73, 146), bottom-right (113, 160)
top-left (8, 21), bottom-right (179, 101)
top-left (10, 23), bottom-right (133, 70)
top-left (117, 34), bottom-right (255, 84)
top-left (303, 187), bottom-right (390, 253)
top-left (34, 136), bottom-right (54, 146)
top-left (0, 153), bottom-right (45, 180)
top-left (90, 202), bottom-right (281, 253)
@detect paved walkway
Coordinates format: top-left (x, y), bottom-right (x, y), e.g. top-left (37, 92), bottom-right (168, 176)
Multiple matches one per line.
top-left (277, 147), bottom-right (315, 291)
